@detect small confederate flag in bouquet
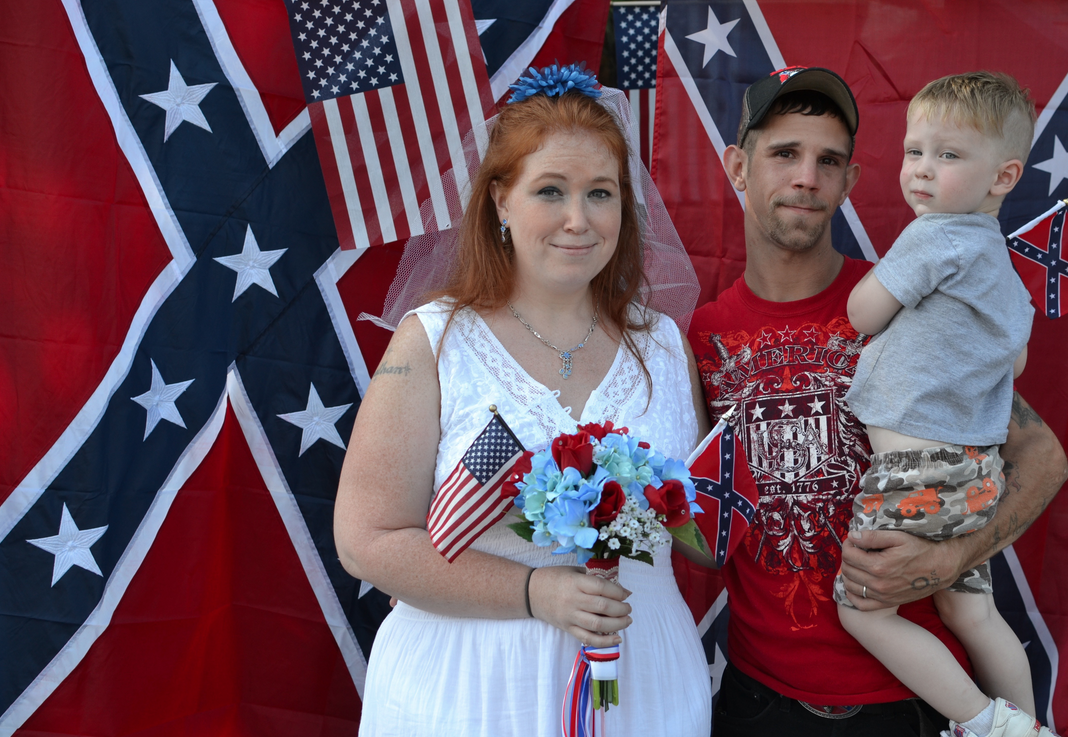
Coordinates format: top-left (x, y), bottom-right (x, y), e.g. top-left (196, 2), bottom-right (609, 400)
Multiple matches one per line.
top-left (686, 406), bottom-right (759, 567)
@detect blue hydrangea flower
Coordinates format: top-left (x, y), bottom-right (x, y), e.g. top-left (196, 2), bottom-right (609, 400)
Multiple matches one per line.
top-left (532, 521), bottom-right (553, 547)
top-left (545, 496), bottom-right (599, 562)
top-left (507, 63), bottom-right (602, 104)
top-left (593, 434), bottom-right (657, 499)
top-left (529, 450), bottom-right (556, 480)
top-left (515, 486), bottom-right (548, 519)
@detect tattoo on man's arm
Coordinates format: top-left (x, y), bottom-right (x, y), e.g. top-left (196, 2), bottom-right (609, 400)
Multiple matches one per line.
top-left (984, 458), bottom-right (1059, 555)
top-left (987, 510), bottom-right (1043, 556)
top-left (911, 571), bottom-right (941, 591)
top-left (1002, 461), bottom-right (1021, 499)
top-left (1011, 393), bottom-right (1043, 429)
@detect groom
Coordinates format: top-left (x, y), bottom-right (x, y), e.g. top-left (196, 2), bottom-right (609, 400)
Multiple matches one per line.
top-left (686, 66), bottom-right (1068, 736)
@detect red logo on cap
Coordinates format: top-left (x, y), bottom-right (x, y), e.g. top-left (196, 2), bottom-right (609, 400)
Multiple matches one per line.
top-left (773, 65), bottom-right (807, 82)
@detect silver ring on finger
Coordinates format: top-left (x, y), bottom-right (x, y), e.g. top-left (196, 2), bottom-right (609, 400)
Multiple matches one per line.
top-left (862, 585), bottom-right (867, 599)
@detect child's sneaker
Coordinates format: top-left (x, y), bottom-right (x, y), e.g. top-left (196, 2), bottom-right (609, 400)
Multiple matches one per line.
top-left (941, 699), bottom-right (1058, 737)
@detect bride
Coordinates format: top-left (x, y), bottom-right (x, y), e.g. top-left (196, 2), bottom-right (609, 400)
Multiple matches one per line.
top-left (334, 65), bottom-right (713, 737)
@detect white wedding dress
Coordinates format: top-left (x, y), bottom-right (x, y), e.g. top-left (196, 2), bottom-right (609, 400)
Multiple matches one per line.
top-left (358, 302), bottom-right (712, 737)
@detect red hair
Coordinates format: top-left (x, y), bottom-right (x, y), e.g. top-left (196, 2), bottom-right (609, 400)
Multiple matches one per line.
top-left (433, 91), bottom-right (653, 381)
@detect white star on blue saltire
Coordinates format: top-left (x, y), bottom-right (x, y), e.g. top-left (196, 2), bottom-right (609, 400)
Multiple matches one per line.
top-left (278, 383), bottom-right (352, 456)
top-left (475, 18), bottom-right (495, 35)
top-left (131, 359), bottom-right (195, 439)
top-left (214, 225), bottom-right (288, 301)
top-left (139, 60), bottom-right (217, 142)
top-left (685, 7), bottom-right (740, 67)
top-left (27, 503), bottom-right (109, 587)
top-left (1032, 135), bottom-right (1068, 196)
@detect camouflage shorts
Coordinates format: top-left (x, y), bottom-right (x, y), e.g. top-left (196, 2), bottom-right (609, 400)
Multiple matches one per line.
top-left (834, 444), bottom-right (1003, 608)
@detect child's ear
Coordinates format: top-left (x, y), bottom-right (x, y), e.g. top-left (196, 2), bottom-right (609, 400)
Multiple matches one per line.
top-left (991, 159), bottom-right (1024, 196)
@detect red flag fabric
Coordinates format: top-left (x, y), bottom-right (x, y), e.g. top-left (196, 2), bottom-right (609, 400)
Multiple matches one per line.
top-left (1007, 199), bottom-right (1068, 319)
top-left (655, 0), bottom-right (1068, 725)
top-left (525, 0), bottom-right (611, 92)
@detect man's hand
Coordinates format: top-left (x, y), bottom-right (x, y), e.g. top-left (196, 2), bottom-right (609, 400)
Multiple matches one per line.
top-left (841, 392), bottom-right (1067, 611)
top-left (839, 529), bottom-right (965, 610)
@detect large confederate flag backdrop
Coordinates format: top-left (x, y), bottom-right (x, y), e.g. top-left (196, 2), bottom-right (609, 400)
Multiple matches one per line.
top-left (0, 0), bottom-right (604, 734)
top-left (656, 0), bottom-right (1068, 729)
top-left (4, 0), bottom-right (1068, 734)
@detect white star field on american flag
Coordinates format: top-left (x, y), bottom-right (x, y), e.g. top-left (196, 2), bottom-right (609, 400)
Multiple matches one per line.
top-left (287, 0), bottom-right (403, 101)
top-left (464, 421), bottom-right (523, 483)
top-left (615, 4), bottom-right (658, 90)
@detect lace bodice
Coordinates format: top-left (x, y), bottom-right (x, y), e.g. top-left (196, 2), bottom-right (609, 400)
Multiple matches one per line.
top-left (411, 301), bottom-right (699, 566)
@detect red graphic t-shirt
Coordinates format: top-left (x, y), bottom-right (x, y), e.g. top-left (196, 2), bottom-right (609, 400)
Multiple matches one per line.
top-left (687, 257), bottom-right (969, 704)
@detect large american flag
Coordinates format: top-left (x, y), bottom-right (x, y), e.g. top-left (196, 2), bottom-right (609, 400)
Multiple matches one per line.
top-left (289, 0), bottom-right (496, 251)
top-left (655, 0), bottom-right (1068, 726)
top-left (612, 3), bottom-right (659, 170)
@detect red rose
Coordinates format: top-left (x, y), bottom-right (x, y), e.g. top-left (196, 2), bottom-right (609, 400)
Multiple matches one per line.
top-left (577, 421), bottom-right (628, 440)
top-left (501, 451), bottom-right (534, 499)
top-left (591, 481), bottom-right (626, 527)
top-left (645, 479), bottom-right (690, 528)
top-left (552, 432), bottom-right (595, 476)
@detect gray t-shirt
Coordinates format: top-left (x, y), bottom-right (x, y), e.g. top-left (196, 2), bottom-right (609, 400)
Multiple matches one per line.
top-left (845, 212), bottom-right (1033, 445)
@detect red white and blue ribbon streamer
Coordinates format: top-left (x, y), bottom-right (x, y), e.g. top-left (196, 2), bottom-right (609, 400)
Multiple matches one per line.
top-left (563, 647), bottom-right (594, 737)
top-left (562, 645), bottom-right (621, 737)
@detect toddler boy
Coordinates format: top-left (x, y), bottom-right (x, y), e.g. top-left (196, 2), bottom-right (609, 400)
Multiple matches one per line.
top-left (836, 72), bottom-right (1050, 737)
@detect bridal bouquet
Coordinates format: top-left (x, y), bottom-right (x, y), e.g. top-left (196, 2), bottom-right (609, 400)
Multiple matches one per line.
top-left (504, 421), bottom-right (708, 724)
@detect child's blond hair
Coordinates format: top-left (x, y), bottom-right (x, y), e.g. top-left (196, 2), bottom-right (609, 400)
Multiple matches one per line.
top-left (908, 71), bottom-right (1036, 163)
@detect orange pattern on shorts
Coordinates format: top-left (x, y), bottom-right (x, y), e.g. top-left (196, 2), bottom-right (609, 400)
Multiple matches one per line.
top-left (966, 478), bottom-right (999, 514)
top-left (897, 487), bottom-right (942, 517)
top-left (861, 493), bottom-right (884, 514)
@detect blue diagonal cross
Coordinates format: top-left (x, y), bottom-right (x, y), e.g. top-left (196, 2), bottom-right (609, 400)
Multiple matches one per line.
top-left (0, 0), bottom-right (388, 715)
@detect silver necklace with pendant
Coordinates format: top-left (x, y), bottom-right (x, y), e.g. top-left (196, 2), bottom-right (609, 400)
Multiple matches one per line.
top-left (508, 304), bottom-right (598, 380)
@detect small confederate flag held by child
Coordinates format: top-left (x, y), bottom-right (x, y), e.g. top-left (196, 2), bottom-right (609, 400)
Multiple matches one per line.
top-left (686, 407), bottom-right (759, 567)
top-left (1006, 199), bottom-right (1068, 319)
top-left (427, 408), bottom-right (527, 562)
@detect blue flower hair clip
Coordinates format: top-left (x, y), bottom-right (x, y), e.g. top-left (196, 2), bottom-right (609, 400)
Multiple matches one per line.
top-left (507, 63), bottom-right (602, 104)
